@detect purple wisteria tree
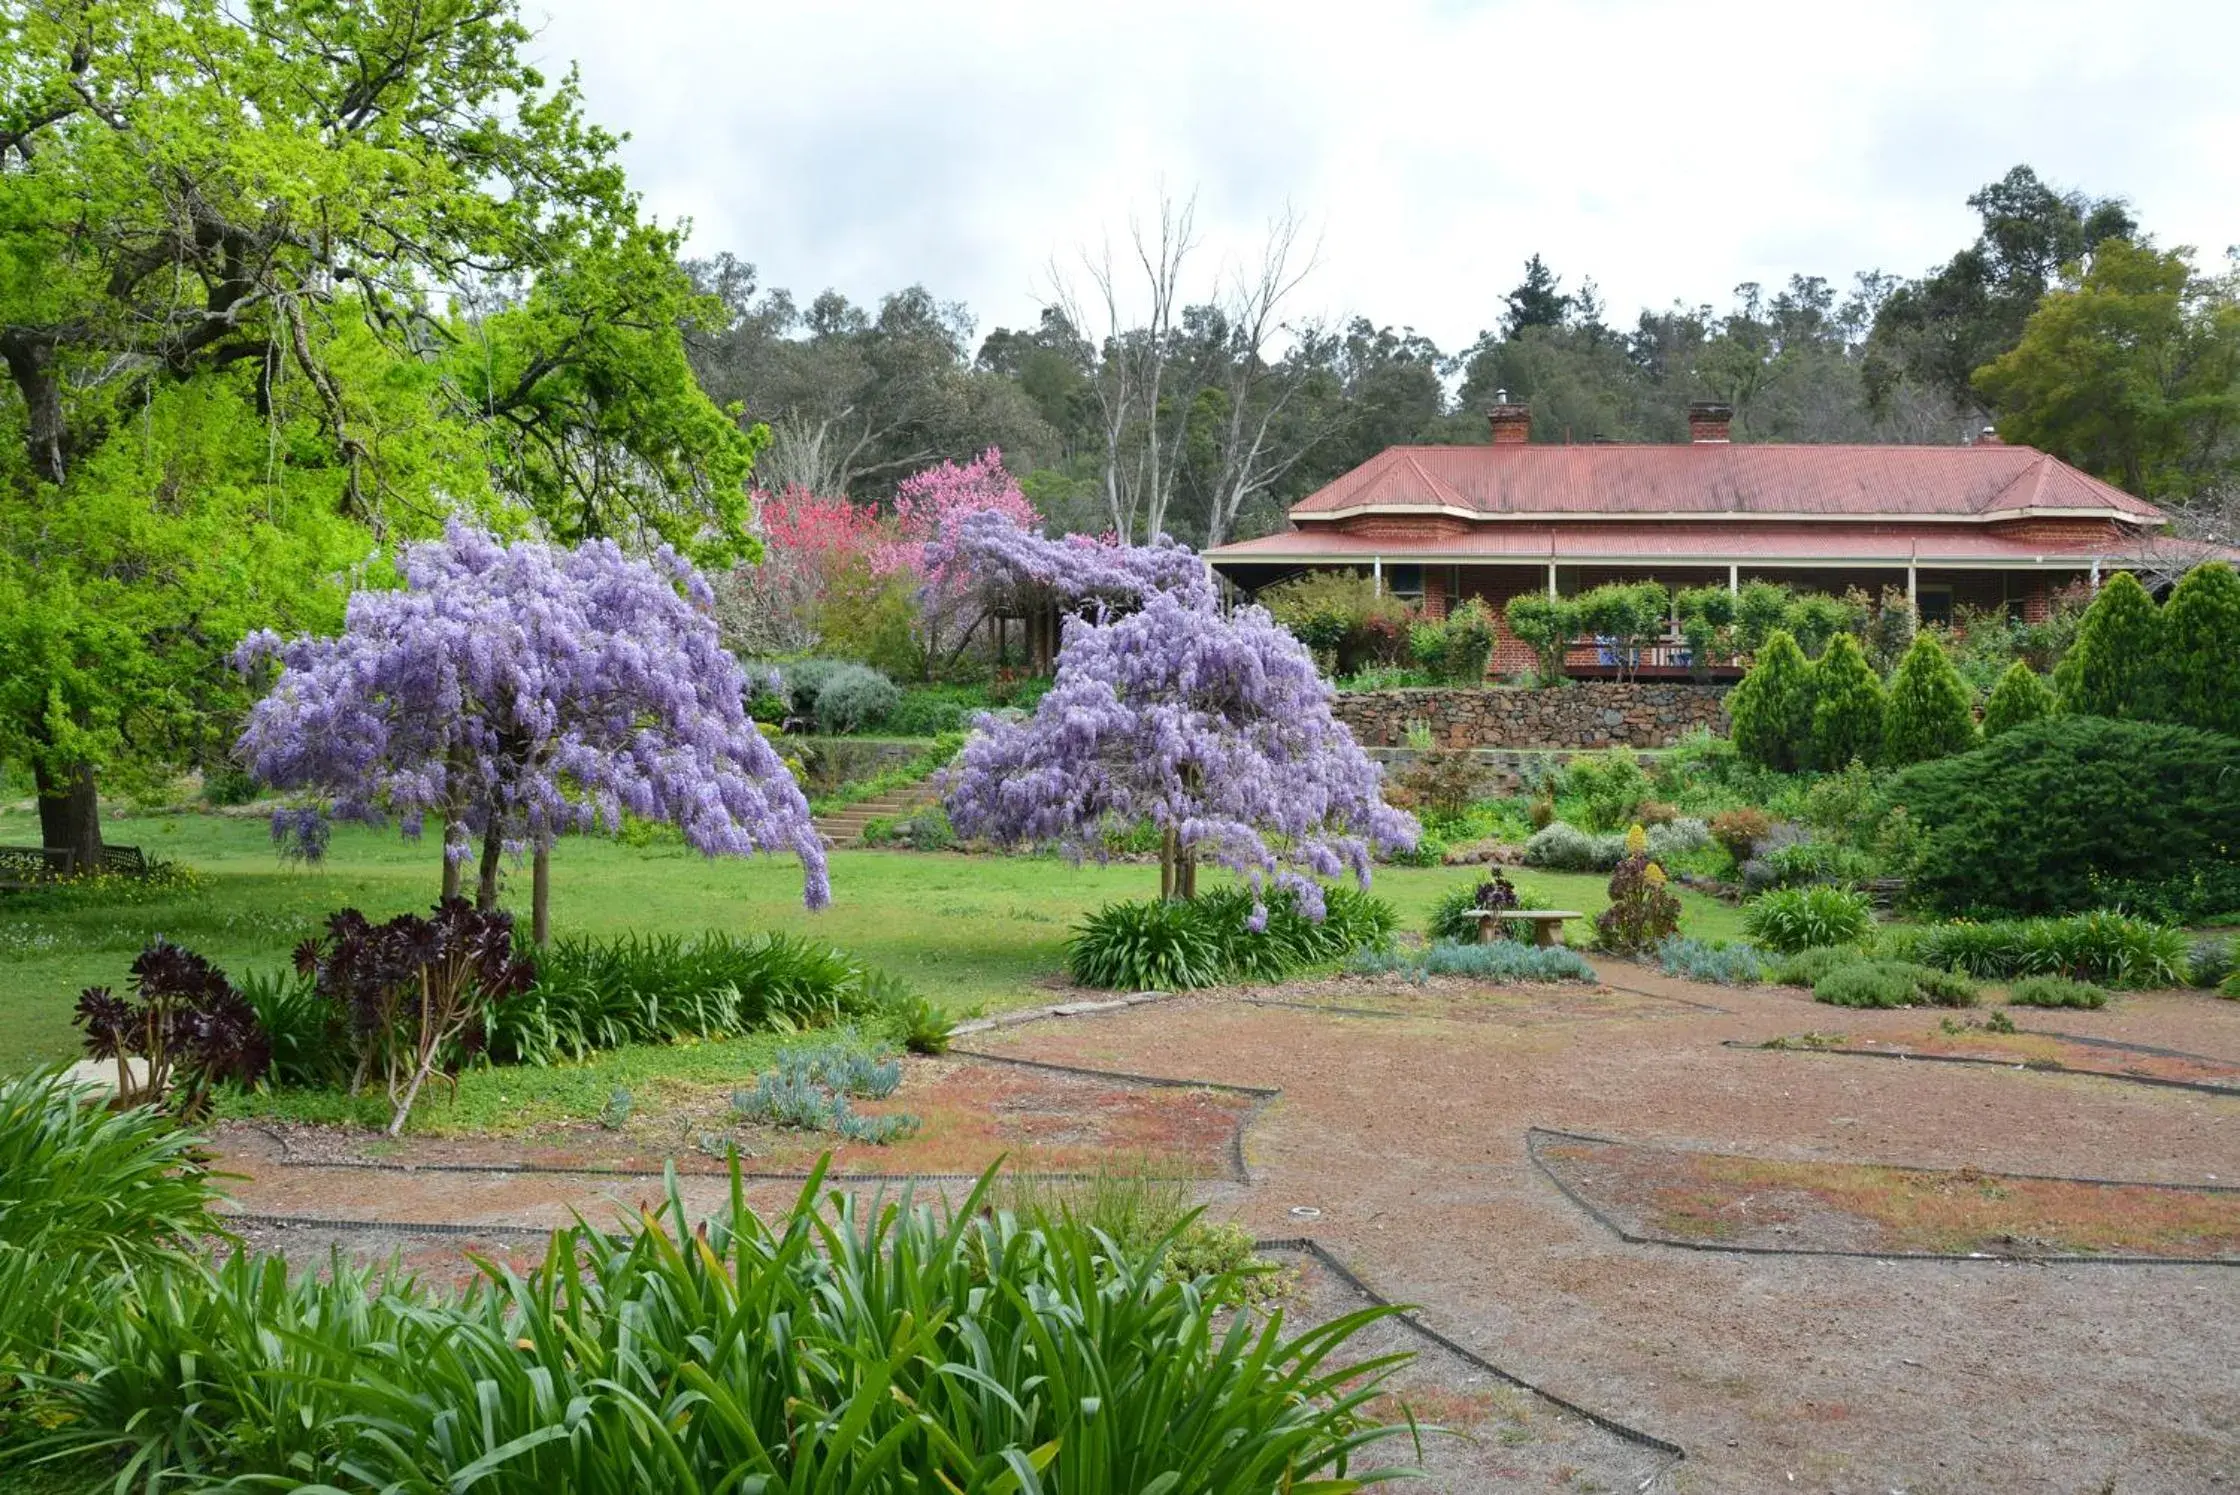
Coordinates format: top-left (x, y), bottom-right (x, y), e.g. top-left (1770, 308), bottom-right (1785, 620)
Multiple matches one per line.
top-left (235, 524), bottom-right (829, 942)
top-left (945, 585), bottom-right (1417, 918)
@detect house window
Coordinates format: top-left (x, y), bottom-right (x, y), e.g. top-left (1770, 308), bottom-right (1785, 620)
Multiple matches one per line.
top-left (1916, 585), bottom-right (1954, 626)
top-left (1386, 564), bottom-right (1424, 604)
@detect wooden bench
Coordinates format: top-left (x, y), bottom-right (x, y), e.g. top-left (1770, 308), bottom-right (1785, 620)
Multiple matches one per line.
top-left (0, 844), bottom-right (149, 891)
top-left (1469, 908), bottom-right (1585, 948)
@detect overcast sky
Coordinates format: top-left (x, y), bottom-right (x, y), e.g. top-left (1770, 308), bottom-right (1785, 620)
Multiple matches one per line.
top-left (526, 0), bottom-right (2240, 353)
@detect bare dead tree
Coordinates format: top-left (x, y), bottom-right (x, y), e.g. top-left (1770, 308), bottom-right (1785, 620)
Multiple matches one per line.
top-left (1048, 192), bottom-right (1200, 541)
top-left (1201, 206), bottom-right (1325, 549)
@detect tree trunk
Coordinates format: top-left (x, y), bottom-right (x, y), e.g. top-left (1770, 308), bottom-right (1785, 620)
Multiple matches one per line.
top-left (1158, 828), bottom-right (1197, 902)
top-left (532, 845), bottom-right (551, 946)
top-left (476, 819), bottom-right (504, 910)
top-left (1, 334), bottom-right (67, 486)
top-left (32, 760), bottom-right (103, 876)
top-left (441, 828), bottom-right (461, 902)
top-left (1160, 827), bottom-right (1176, 901)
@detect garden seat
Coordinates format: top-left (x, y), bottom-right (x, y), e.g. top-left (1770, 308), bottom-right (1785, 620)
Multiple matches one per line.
top-left (1469, 908), bottom-right (1583, 948)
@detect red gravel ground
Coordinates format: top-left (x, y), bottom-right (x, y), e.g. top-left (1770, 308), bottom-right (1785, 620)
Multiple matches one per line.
top-left (206, 965), bottom-right (2240, 1493)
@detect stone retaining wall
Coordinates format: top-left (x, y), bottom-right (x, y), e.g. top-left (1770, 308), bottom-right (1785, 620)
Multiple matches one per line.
top-left (1333, 683), bottom-right (1730, 750)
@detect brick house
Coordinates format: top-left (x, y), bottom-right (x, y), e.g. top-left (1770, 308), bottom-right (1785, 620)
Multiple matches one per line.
top-left (1204, 401), bottom-right (2217, 678)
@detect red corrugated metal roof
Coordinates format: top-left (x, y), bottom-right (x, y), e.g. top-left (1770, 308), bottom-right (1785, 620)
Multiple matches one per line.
top-left (1280, 442), bottom-right (2163, 523)
top-left (1205, 521), bottom-right (2231, 567)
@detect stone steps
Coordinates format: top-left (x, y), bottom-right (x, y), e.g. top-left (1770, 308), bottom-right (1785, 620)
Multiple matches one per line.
top-left (813, 781), bottom-right (937, 847)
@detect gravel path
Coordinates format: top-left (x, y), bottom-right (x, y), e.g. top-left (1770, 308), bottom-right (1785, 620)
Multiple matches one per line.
top-left (209, 965), bottom-right (2240, 1493)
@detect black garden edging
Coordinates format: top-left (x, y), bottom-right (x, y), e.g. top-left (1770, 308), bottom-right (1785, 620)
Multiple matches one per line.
top-left (1720, 1038), bottom-right (2240, 1098)
top-left (1526, 1126), bottom-right (2240, 1267)
top-left (1252, 1235), bottom-right (1686, 1470)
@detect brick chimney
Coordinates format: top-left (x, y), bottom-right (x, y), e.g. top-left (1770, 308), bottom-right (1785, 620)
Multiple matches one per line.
top-left (1688, 401), bottom-right (1733, 444)
top-left (1488, 400), bottom-right (1532, 445)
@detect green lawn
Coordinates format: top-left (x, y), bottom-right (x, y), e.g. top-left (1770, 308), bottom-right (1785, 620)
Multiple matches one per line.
top-left (0, 807), bottom-right (1744, 1071)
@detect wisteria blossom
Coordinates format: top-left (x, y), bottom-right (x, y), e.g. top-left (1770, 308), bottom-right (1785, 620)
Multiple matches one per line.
top-left (938, 509), bottom-right (1214, 615)
top-left (944, 585), bottom-right (1417, 921)
top-left (234, 523), bottom-right (830, 918)
top-left (880, 450), bottom-right (1042, 668)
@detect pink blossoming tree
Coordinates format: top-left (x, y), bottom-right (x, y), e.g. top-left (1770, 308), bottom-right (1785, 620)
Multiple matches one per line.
top-left (881, 449), bottom-right (1042, 673)
top-left (236, 524), bottom-right (829, 942)
top-left (945, 585), bottom-right (1416, 919)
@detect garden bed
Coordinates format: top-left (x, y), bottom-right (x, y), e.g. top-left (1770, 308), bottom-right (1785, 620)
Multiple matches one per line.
top-left (219, 1053), bottom-right (1258, 1182)
top-left (1740, 1023), bottom-right (2240, 1095)
top-left (1531, 1130), bottom-right (2240, 1261)
top-left (1219, 973), bottom-right (1722, 1024)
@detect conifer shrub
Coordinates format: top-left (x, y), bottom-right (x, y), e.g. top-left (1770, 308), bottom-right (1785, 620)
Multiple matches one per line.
top-left (2056, 570), bottom-right (2165, 720)
top-left (2161, 561), bottom-right (2240, 737)
top-left (1882, 631), bottom-right (1977, 765)
top-left (1887, 716), bottom-right (2240, 916)
top-left (1808, 633), bottom-right (1885, 768)
top-left (1980, 659), bottom-right (2057, 737)
top-left (1729, 630), bottom-right (1815, 771)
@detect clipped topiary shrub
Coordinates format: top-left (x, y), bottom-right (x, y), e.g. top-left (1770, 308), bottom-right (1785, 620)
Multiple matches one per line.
top-left (2163, 561), bottom-right (2240, 737)
top-left (1729, 629), bottom-right (1815, 772)
top-left (1886, 716), bottom-right (2240, 917)
top-left (2006, 976), bottom-right (2108, 1010)
top-left (2057, 570), bottom-right (2165, 721)
top-left (1741, 885), bottom-right (1874, 953)
top-left (1808, 633), bottom-right (1885, 769)
top-left (1981, 659), bottom-right (2056, 738)
top-left (1882, 631), bottom-right (1977, 765)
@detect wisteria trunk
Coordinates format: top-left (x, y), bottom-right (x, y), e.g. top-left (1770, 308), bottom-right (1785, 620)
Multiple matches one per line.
top-left (532, 846), bottom-right (551, 946)
top-left (33, 760), bottom-right (103, 876)
top-left (476, 818), bottom-right (503, 911)
top-left (441, 829), bottom-right (461, 903)
top-left (1158, 828), bottom-right (1198, 902)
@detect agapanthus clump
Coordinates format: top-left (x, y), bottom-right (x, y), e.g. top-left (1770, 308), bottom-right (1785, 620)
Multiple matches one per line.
top-left (945, 587), bottom-right (1417, 922)
top-left (235, 523), bottom-right (829, 936)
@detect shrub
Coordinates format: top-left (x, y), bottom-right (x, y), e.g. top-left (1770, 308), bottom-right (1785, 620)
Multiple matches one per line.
top-left (1767, 945), bottom-right (1857, 987)
top-left (1646, 816), bottom-right (1712, 864)
top-left (1742, 886), bottom-right (1874, 953)
top-left (2091, 864), bottom-right (2240, 925)
top-left (1066, 886), bottom-right (1394, 991)
top-left (1894, 913), bottom-right (2191, 989)
top-left (492, 931), bottom-right (870, 1065)
top-left (883, 685), bottom-right (988, 737)
top-left (1981, 660), bottom-right (2056, 737)
top-left (1784, 591), bottom-right (1865, 659)
top-left (2057, 570), bottom-right (2165, 720)
top-left (1596, 855), bottom-right (1683, 954)
top-left (1676, 585), bottom-right (1737, 676)
top-left (1392, 744), bottom-right (1487, 814)
top-left (1729, 630), bottom-right (1815, 772)
top-left (1709, 807), bottom-right (1771, 863)
top-left (2163, 562), bottom-right (2240, 736)
top-left (1350, 939), bottom-right (1596, 983)
top-left (813, 662), bottom-right (902, 734)
top-left (1808, 634), bottom-right (1885, 768)
top-left (1409, 597), bottom-right (1497, 683)
top-left (1654, 936), bottom-right (1764, 985)
top-left (1882, 631), bottom-right (1977, 765)
top-left (1734, 581), bottom-right (1794, 655)
top-left (1759, 839), bottom-right (1877, 890)
top-left (1523, 821), bottom-right (1626, 872)
top-left (2188, 937), bottom-right (2233, 991)
top-left (23, 1162), bottom-right (1411, 1491)
top-left (2007, 976), bottom-right (2109, 1009)
top-left (1262, 568), bottom-right (1414, 674)
top-left (1574, 581), bottom-right (1671, 677)
top-left (1886, 716), bottom-right (2240, 916)
top-left (1815, 959), bottom-right (1976, 1009)
top-left (778, 657), bottom-right (849, 718)
top-left (1503, 593), bottom-right (1582, 685)
top-left (1562, 747), bottom-right (1651, 832)
top-left (0, 1069), bottom-right (222, 1375)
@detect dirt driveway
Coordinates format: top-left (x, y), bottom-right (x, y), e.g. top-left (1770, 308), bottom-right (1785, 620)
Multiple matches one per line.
top-left (213, 964), bottom-right (2240, 1494)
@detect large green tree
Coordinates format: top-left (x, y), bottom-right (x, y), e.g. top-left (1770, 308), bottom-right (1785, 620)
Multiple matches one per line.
top-left (0, 0), bottom-right (759, 864)
top-left (1973, 240), bottom-right (2240, 498)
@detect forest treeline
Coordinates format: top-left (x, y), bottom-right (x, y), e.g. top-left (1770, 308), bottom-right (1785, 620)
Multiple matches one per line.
top-left (684, 166), bottom-right (2240, 545)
